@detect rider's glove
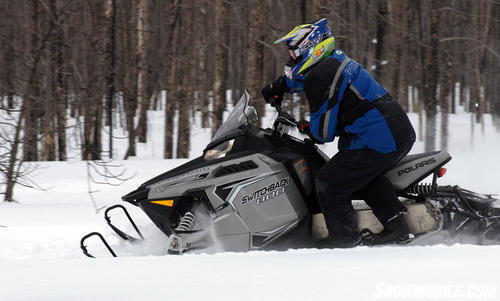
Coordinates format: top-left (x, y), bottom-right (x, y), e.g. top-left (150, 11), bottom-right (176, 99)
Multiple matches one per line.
top-left (297, 120), bottom-right (310, 134)
top-left (261, 75), bottom-right (287, 107)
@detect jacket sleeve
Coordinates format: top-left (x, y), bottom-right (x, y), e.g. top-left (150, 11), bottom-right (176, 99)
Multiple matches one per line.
top-left (285, 75), bottom-right (305, 93)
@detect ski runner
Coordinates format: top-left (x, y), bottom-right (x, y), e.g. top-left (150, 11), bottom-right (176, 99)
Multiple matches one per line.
top-left (261, 18), bottom-right (416, 247)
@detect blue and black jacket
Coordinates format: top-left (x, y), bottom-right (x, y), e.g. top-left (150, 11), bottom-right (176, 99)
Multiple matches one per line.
top-left (286, 49), bottom-right (415, 154)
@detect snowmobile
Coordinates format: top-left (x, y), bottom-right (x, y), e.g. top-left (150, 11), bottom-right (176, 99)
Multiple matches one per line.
top-left (81, 90), bottom-right (500, 257)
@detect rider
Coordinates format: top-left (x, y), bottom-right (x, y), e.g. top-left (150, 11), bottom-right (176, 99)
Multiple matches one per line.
top-left (261, 18), bottom-right (416, 247)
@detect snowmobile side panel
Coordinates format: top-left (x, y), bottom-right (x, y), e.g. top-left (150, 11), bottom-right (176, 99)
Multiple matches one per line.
top-left (212, 212), bottom-right (251, 252)
top-left (140, 153), bottom-right (309, 252)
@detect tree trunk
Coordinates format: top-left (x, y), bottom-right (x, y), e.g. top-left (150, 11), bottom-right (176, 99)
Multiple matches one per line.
top-left (247, 0), bottom-right (269, 127)
top-left (136, 0), bottom-right (149, 143)
top-left (474, 0), bottom-right (493, 132)
top-left (41, 107), bottom-right (56, 161)
top-left (105, 0), bottom-right (116, 158)
top-left (439, 58), bottom-right (451, 152)
top-left (314, 0), bottom-right (329, 19)
top-left (5, 0), bottom-right (15, 109)
top-left (176, 90), bottom-right (190, 158)
top-left (41, 0), bottom-right (62, 162)
top-left (212, 0), bottom-right (227, 137)
top-left (123, 1), bottom-right (137, 159)
top-left (23, 0), bottom-right (40, 162)
top-left (176, 0), bottom-right (194, 158)
top-left (197, 0), bottom-right (210, 129)
top-left (81, 2), bottom-right (104, 161)
top-left (124, 88), bottom-right (137, 159)
top-left (374, 0), bottom-right (388, 82)
top-left (4, 108), bottom-right (24, 202)
top-left (419, 0), bottom-right (440, 152)
top-left (163, 0), bottom-right (180, 159)
top-left (55, 23), bottom-right (67, 162)
top-left (164, 91), bottom-right (175, 159)
top-left (388, 0), bottom-right (406, 110)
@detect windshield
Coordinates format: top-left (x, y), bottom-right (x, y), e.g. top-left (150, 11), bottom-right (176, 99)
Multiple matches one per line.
top-left (211, 90), bottom-right (258, 142)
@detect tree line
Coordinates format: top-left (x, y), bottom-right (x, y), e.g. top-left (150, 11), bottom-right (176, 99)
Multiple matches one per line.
top-left (1, 0), bottom-right (499, 201)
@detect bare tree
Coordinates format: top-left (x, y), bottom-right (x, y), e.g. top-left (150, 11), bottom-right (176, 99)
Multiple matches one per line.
top-left (176, 0), bottom-right (194, 158)
top-left (196, 0), bottom-right (210, 129)
top-left (374, 0), bottom-right (388, 82)
top-left (4, 0), bottom-right (14, 110)
top-left (2, 5), bottom-right (55, 201)
top-left (212, 0), bottom-right (228, 136)
top-left (136, 0), bottom-right (149, 143)
top-left (105, 0), bottom-right (117, 158)
top-left (248, 0), bottom-right (269, 126)
top-left (416, 0), bottom-right (440, 152)
top-left (22, 0), bottom-right (40, 162)
top-left (164, 0), bottom-right (180, 159)
top-left (123, 0), bottom-right (138, 159)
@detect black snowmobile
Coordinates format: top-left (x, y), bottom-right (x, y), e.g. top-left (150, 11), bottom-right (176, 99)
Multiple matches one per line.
top-left (81, 91), bottom-right (500, 257)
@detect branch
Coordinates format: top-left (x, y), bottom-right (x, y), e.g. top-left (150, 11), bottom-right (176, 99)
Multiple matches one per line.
top-left (257, 39), bottom-right (281, 60)
top-left (441, 37), bottom-right (500, 60)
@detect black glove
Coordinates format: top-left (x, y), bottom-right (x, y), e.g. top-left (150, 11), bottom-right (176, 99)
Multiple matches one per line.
top-left (297, 120), bottom-right (310, 134)
top-left (261, 75), bottom-right (287, 107)
top-left (296, 120), bottom-right (321, 144)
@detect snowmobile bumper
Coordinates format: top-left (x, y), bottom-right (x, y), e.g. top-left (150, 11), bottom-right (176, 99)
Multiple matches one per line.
top-left (122, 186), bottom-right (149, 206)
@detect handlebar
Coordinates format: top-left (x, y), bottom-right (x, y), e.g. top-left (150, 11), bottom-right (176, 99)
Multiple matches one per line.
top-left (272, 104), bottom-right (320, 144)
top-left (274, 105), bottom-right (294, 123)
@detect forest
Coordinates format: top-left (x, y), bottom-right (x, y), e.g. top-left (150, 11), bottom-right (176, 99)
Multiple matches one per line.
top-left (0, 0), bottom-right (499, 201)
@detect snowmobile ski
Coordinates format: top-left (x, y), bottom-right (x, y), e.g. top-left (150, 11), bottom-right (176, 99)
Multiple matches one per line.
top-left (80, 232), bottom-right (117, 258)
top-left (80, 204), bottom-right (144, 258)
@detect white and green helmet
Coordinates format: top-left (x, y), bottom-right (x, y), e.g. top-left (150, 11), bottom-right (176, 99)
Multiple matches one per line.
top-left (275, 18), bottom-right (335, 80)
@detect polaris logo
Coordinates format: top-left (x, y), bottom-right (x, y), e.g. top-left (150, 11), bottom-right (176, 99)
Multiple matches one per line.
top-left (241, 177), bottom-right (289, 205)
top-left (397, 158), bottom-right (437, 176)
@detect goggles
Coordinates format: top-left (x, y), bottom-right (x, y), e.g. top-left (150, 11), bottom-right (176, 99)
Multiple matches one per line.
top-left (289, 49), bottom-right (301, 60)
top-left (287, 32), bottom-right (333, 61)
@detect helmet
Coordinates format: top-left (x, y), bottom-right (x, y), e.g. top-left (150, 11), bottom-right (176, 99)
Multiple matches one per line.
top-left (275, 18), bottom-right (335, 80)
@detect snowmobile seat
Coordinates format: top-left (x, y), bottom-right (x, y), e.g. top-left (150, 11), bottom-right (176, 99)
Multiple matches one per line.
top-left (394, 151), bottom-right (441, 168)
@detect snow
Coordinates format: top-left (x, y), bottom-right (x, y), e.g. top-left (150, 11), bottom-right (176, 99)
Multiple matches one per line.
top-left (1, 101), bottom-right (500, 300)
top-left (2, 246), bottom-right (500, 301)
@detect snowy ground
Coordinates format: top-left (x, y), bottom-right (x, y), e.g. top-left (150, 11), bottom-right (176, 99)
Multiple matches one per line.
top-left (1, 102), bottom-right (500, 300)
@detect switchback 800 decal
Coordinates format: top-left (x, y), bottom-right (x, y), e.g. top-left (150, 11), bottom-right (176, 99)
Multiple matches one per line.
top-left (241, 177), bottom-right (289, 205)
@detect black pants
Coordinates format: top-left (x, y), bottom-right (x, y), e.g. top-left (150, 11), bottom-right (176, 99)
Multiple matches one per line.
top-left (315, 144), bottom-right (413, 242)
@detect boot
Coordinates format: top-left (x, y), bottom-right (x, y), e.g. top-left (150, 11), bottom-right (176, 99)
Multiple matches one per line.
top-left (316, 208), bottom-right (362, 249)
top-left (376, 212), bottom-right (414, 244)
